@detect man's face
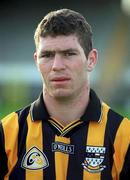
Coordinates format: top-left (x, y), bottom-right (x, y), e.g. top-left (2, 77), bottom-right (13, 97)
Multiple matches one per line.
top-left (34, 35), bottom-right (97, 99)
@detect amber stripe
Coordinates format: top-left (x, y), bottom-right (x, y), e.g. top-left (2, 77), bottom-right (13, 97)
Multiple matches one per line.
top-left (26, 114), bottom-right (43, 180)
top-left (83, 103), bottom-right (109, 179)
top-left (2, 112), bottom-right (19, 180)
top-left (112, 118), bottom-right (130, 179)
top-left (55, 135), bottom-right (70, 180)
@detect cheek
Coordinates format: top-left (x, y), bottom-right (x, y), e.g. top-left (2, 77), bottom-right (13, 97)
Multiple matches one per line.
top-left (74, 63), bottom-right (88, 82)
top-left (74, 61), bottom-right (87, 74)
top-left (38, 61), bottom-right (50, 74)
top-left (38, 64), bottom-right (49, 80)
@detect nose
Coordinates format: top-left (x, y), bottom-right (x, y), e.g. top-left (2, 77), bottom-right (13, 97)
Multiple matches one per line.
top-left (52, 54), bottom-right (65, 71)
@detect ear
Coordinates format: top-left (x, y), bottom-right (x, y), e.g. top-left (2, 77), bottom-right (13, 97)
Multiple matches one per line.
top-left (87, 49), bottom-right (98, 72)
top-left (34, 52), bottom-right (37, 63)
top-left (33, 51), bottom-right (40, 71)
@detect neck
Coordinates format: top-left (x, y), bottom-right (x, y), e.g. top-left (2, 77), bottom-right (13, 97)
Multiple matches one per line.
top-left (43, 87), bottom-right (90, 126)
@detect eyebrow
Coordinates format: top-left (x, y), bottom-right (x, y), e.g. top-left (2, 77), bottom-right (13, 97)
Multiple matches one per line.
top-left (40, 48), bottom-right (79, 54)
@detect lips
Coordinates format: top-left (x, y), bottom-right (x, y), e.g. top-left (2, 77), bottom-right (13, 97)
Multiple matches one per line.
top-left (51, 77), bottom-right (70, 81)
top-left (50, 77), bottom-right (71, 82)
top-left (50, 77), bottom-right (71, 86)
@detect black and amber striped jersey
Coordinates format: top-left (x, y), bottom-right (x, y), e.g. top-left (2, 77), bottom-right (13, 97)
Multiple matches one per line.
top-left (0, 89), bottom-right (130, 180)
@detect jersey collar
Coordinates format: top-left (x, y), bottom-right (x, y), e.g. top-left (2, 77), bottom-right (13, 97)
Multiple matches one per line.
top-left (30, 89), bottom-right (101, 123)
top-left (81, 89), bottom-right (102, 122)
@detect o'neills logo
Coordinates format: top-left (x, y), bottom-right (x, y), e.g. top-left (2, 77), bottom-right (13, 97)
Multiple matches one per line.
top-left (52, 142), bottom-right (74, 154)
top-left (21, 146), bottom-right (49, 170)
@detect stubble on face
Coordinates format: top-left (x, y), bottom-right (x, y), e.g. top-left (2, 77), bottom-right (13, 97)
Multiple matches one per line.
top-left (36, 35), bottom-right (89, 101)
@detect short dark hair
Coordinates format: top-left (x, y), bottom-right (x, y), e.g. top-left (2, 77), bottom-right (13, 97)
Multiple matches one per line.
top-left (34, 9), bottom-right (93, 57)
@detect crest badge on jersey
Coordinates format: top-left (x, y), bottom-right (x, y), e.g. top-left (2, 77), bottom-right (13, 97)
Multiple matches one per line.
top-left (21, 146), bottom-right (49, 170)
top-left (82, 145), bottom-right (106, 173)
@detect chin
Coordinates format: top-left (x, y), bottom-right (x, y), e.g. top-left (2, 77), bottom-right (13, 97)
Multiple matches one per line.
top-left (51, 90), bottom-right (73, 99)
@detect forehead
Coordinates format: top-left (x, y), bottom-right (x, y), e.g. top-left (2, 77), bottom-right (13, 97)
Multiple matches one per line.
top-left (38, 35), bottom-right (82, 51)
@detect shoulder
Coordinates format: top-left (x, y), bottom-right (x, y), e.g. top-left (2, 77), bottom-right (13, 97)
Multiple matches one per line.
top-left (108, 105), bottom-right (130, 126)
top-left (102, 102), bottom-right (129, 122)
top-left (101, 102), bottom-right (130, 137)
top-left (103, 102), bottom-right (130, 136)
top-left (0, 104), bottom-right (31, 130)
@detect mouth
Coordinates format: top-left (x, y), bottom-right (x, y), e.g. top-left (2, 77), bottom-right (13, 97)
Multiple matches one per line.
top-left (50, 77), bottom-right (71, 85)
top-left (52, 78), bottom-right (70, 81)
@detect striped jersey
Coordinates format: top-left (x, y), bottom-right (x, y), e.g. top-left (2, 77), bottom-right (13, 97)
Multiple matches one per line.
top-left (0, 89), bottom-right (130, 180)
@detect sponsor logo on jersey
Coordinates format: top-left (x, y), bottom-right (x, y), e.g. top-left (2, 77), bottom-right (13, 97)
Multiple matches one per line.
top-left (52, 142), bottom-right (74, 154)
top-left (21, 146), bottom-right (49, 170)
top-left (82, 145), bottom-right (106, 173)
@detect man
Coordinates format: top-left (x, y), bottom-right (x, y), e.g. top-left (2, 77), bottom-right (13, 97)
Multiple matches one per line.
top-left (0, 8), bottom-right (130, 180)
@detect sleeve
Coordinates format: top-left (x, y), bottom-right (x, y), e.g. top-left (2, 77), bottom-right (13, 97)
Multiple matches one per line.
top-left (0, 122), bottom-right (8, 179)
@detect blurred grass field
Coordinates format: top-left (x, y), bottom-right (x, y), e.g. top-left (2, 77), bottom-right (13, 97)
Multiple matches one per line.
top-left (0, 83), bottom-right (129, 120)
top-left (0, 83), bottom-right (38, 119)
top-left (0, 105), bottom-right (23, 119)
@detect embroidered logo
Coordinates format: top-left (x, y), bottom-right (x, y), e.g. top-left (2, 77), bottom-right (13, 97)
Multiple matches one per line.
top-left (52, 142), bottom-right (74, 154)
top-left (21, 146), bottom-right (49, 170)
top-left (82, 145), bottom-right (106, 173)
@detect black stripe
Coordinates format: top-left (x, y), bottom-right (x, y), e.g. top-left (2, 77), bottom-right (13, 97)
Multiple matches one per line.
top-left (47, 121), bottom-right (61, 136)
top-left (49, 118), bottom-right (63, 129)
top-left (42, 120), bottom-right (56, 180)
top-left (101, 109), bottom-right (123, 180)
top-left (120, 144), bottom-right (130, 179)
top-left (17, 107), bottom-right (30, 156)
top-left (49, 119), bottom-right (63, 133)
top-left (61, 122), bottom-right (83, 137)
top-left (0, 122), bottom-right (8, 179)
top-left (63, 120), bottom-right (81, 131)
top-left (67, 122), bottom-right (89, 180)
top-left (9, 106), bottom-right (30, 180)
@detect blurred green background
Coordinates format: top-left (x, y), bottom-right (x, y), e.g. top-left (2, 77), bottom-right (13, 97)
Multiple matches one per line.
top-left (0, 0), bottom-right (130, 119)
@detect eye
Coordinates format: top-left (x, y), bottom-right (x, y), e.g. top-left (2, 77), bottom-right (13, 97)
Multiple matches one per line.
top-left (40, 52), bottom-right (54, 58)
top-left (64, 51), bottom-right (77, 57)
